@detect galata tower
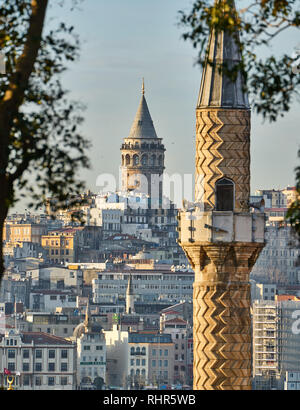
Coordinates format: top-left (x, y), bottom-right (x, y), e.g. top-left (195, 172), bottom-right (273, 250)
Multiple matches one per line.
top-left (121, 80), bottom-right (165, 205)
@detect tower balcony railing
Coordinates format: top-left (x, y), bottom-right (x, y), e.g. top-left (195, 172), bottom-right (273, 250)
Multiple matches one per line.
top-left (177, 209), bottom-right (265, 245)
top-left (121, 143), bottom-right (165, 151)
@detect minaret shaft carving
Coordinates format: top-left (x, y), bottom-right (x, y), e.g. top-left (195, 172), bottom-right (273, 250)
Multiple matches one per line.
top-left (195, 109), bottom-right (250, 212)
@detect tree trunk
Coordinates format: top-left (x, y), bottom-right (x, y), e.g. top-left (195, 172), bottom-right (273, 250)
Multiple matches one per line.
top-left (0, 178), bottom-right (9, 284)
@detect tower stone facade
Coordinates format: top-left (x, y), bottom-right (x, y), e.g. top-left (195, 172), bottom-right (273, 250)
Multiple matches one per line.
top-left (121, 81), bottom-right (165, 204)
top-left (178, 2), bottom-right (265, 390)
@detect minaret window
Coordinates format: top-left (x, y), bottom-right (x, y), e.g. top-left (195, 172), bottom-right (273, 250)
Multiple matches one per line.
top-left (133, 155), bottom-right (139, 165)
top-left (125, 154), bottom-right (130, 166)
top-left (216, 178), bottom-right (234, 211)
top-left (150, 154), bottom-right (156, 166)
top-left (158, 155), bottom-right (163, 166)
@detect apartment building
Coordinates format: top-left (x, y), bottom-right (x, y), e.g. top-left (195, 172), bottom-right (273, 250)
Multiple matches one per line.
top-left (127, 332), bottom-right (174, 388)
top-left (0, 329), bottom-right (77, 390)
top-left (251, 223), bottom-right (300, 285)
top-left (24, 311), bottom-right (81, 338)
top-left (251, 283), bottom-right (277, 301)
top-left (92, 269), bottom-right (194, 304)
top-left (161, 317), bottom-right (189, 385)
top-left (29, 290), bottom-right (77, 312)
top-left (284, 371), bottom-right (300, 390)
top-left (41, 228), bottom-right (77, 264)
top-left (252, 299), bottom-right (300, 390)
top-left (5, 222), bottom-right (47, 245)
top-left (254, 187), bottom-right (297, 209)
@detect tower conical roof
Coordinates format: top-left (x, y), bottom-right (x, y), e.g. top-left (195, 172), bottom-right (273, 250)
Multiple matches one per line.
top-left (197, 1), bottom-right (249, 109)
top-left (128, 81), bottom-right (158, 139)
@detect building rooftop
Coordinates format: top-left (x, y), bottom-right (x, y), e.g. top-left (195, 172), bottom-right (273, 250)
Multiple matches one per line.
top-left (128, 332), bottom-right (173, 344)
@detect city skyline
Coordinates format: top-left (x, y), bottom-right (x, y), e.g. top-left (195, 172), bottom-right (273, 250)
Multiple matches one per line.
top-left (13, 0), bottom-right (300, 212)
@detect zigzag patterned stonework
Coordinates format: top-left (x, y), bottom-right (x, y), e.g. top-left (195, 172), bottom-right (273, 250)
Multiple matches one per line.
top-left (195, 108), bottom-right (250, 211)
top-left (180, 242), bottom-right (264, 390)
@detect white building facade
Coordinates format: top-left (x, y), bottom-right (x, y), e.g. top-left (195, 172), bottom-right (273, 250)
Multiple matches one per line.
top-left (0, 329), bottom-right (77, 390)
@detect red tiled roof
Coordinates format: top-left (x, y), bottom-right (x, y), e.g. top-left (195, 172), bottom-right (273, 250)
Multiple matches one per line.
top-left (164, 318), bottom-right (187, 325)
top-left (163, 310), bottom-right (180, 315)
top-left (276, 295), bottom-right (300, 301)
top-left (21, 332), bottom-right (73, 345)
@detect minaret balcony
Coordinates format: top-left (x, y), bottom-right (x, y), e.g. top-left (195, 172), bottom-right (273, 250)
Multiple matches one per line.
top-left (177, 209), bottom-right (265, 245)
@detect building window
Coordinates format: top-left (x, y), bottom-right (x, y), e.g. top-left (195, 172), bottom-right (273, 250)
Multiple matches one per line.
top-left (48, 363), bottom-right (55, 372)
top-left (48, 377), bottom-right (55, 386)
top-left (96, 346), bottom-right (103, 351)
top-left (8, 349), bottom-right (15, 359)
top-left (141, 154), bottom-right (148, 166)
top-left (216, 178), bottom-right (234, 211)
top-left (36, 350), bottom-right (42, 359)
top-left (35, 363), bottom-right (42, 372)
top-left (84, 346), bottom-right (90, 351)
top-left (35, 377), bottom-right (42, 386)
top-left (61, 350), bottom-right (68, 359)
top-left (23, 362), bottom-right (30, 372)
top-left (49, 350), bottom-right (55, 359)
top-left (61, 362), bottom-right (68, 372)
top-left (61, 377), bottom-right (68, 386)
top-left (23, 375), bottom-right (30, 386)
top-left (23, 349), bottom-right (29, 359)
top-left (133, 155), bottom-right (139, 166)
top-left (8, 362), bottom-right (15, 372)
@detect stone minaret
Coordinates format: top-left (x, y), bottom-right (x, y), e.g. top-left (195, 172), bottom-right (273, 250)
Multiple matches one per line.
top-left (126, 273), bottom-right (135, 315)
top-left (121, 80), bottom-right (165, 204)
top-left (178, 1), bottom-right (265, 390)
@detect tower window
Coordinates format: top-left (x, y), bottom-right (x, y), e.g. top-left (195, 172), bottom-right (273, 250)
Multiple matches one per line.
top-left (216, 178), bottom-right (234, 211)
top-left (141, 154), bottom-right (148, 165)
top-left (133, 155), bottom-right (139, 165)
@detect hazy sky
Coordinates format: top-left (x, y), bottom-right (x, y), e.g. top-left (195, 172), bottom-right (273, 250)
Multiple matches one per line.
top-left (15, 0), bottom-right (300, 211)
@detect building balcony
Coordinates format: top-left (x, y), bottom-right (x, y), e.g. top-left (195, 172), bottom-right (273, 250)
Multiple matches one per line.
top-left (130, 352), bottom-right (146, 356)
